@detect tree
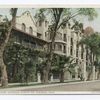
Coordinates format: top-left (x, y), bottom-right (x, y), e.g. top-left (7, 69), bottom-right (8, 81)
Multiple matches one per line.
top-left (51, 54), bottom-right (77, 82)
top-left (35, 8), bottom-right (97, 83)
top-left (80, 33), bottom-right (100, 80)
top-left (4, 43), bottom-right (37, 83)
top-left (0, 8), bottom-right (18, 87)
top-left (94, 57), bottom-right (100, 80)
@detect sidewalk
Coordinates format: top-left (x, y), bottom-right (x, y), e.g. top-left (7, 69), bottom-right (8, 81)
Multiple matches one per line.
top-left (0, 80), bottom-right (100, 91)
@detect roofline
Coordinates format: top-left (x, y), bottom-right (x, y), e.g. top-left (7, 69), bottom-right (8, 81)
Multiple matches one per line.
top-left (12, 27), bottom-right (48, 44)
top-left (16, 11), bottom-right (37, 27)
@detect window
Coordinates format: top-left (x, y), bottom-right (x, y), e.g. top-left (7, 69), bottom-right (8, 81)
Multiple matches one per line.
top-left (63, 34), bottom-right (67, 41)
top-left (53, 73), bottom-right (59, 79)
top-left (29, 26), bottom-right (33, 34)
top-left (50, 33), bottom-right (52, 40)
top-left (70, 46), bottom-right (73, 55)
top-left (63, 45), bottom-right (66, 53)
top-left (45, 21), bottom-right (48, 27)
top-left (86, 49), bottom-right (88, 60)
top-left (22, 23), bottom-right (26, 32)
top-left (37, 33), bottom-right (42, 38)
top-left (76, 59), bottom-right (78, 64)
top-left (45, 32), bottom-right (47, 37)
top-left (76, 42), bottom-right (79, 57)
top-left (72, 75), bottom-right (75, 79)
top-left (70, 38), bottom-right (73, 46)
top-left (81, 45), bottom-right (84, 59)
top-left (58, 44), bottom-right (62, 51)
top-left (70, 38), bottom-right (73, 56)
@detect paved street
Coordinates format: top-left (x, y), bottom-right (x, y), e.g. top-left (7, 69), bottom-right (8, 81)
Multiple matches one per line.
top-left (20, 80), bottom-right (100, 92)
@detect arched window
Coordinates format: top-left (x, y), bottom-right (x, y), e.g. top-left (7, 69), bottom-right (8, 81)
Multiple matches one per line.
top-left (22, 23), bottom-right (26, 32)
top-left (29, 26), bottom-right (33, 34)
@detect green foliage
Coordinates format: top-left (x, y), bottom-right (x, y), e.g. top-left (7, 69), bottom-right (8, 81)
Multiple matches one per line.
top-left (79, 8), bottom-right (98, 20)
top-left (71, 20), bottom-right (83, 32)
top-left (80, 33), bottom-right (100, 55)
top-left (4, 43), bottom-right (37, 83)
top-left (0, 19), bottom-right (10, 45)
top-left (51, 54), bottom-right (77, 74)
top-left (80, 33), bottom-right (100, 74)
top-left (34, 8), bottom-right (46, 22)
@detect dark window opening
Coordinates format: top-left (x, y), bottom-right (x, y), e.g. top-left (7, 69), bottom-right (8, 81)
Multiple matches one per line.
top-left (45, 21), bottom-right (48, 27)
top-left (63, 45), bottom-right (66, 53)
top-left (37, 33), bottom-right (42, 38)
top-left (72, 75), bottom-right (75, 79)
top-left (81, 45), bottom-right (84, 59)
top-left (70, 46), bottom-right (73, 55)
top-left (76, 59), bottom-right (78, 64)
top-left (22, 23), bottom-right (26, 32)
top-left (29, 26), bottom-right (33, 34)
top-left (63, 34), bottom-right (67, 42)
top-left (71, 38), bottom-right (73, 46)
top-left (76, 42), bottom-right (79, 57)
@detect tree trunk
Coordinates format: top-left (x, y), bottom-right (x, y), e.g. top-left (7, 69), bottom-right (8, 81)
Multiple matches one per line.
top-left (42, 9), bottom-right (63, 84)
top-left (87, 51), bottom-right (94, 81)
top-left (87, 70), bottom-right (92, 81)
top-left (42, 41), bottom-right (55, 83)
top-left (97, 69), bottom-right (100, 80)
top-left (0, 50), bottom-right (8, 87)
top-left (60, 70), bottom-right (64, 83)
top-left (0, 8), bottom-right (17, 87)
top-left (41, 68), bottom-right (49, 84)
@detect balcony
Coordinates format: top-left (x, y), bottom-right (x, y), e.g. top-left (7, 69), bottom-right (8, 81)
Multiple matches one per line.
top-left (54, 50), bottom-right (66, 56)
top-left (54, 46), bottom-right (66, 56)
top-left (12, 28), bottom-right (48, 52)
top-left (48, 39), bottom-right (67, 44)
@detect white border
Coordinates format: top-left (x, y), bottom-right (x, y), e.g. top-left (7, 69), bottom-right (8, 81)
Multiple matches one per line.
top-left (0, 1), bottom-right (100, 100)
top-left (0, 0), bottom-right (100, 5)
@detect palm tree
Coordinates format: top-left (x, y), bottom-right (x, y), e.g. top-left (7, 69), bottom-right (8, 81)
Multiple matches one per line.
top-left (51, 55), bottom-right (77, 82)
top-left (0, 8), bottom-right (17, 87)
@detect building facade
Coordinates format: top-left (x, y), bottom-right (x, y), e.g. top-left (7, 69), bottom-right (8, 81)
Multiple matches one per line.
top-left (1, 11), bottom-right (97, 82)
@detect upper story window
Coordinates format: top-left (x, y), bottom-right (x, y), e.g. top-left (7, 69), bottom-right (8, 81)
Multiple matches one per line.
top-left (45, 21), bottom-right (48, 27)
top-left (63, 45), bottom-right (66, 53)
top-left (37, 33), bottom-right (42, 38)
top-left (29, 26), bottom-right (33, 34)
top-left (58, 44), bottom-right (62, 51)
top-left (70, 38), bottom-right (73, 46)
top-left (63, 34), bottom-right (67, 42)
top-left (81, 44), bottom-right (84, 59)
top-left (22, 23), bottom-right (26, 32)
top-left (76, 41), bottom-right (79, 57)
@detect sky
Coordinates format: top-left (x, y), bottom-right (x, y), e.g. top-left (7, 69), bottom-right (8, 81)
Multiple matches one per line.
top-left (0, 8), bottom-right (100, 32)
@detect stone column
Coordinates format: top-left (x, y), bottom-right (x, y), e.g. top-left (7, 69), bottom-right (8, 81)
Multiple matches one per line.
top-left (83, 45), bottom-right (87, 81)
top-left (92, 66), bottom-right (95, 80)
top-left (83, 62), bottom-right (87, 81)
top-left (37, 73), bottom-right (41, 83)
top-left (95, 71), bottom-right (98, 80)
top-left (92, 54), bottom-right (96, 80)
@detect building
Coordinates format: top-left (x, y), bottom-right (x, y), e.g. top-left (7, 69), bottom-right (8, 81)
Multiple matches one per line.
top-left (1, 11), bottom-right (97, 82)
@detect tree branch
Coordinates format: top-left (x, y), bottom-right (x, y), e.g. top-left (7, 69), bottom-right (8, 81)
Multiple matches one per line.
top-left (57, 10), bottom-right (81, 30)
